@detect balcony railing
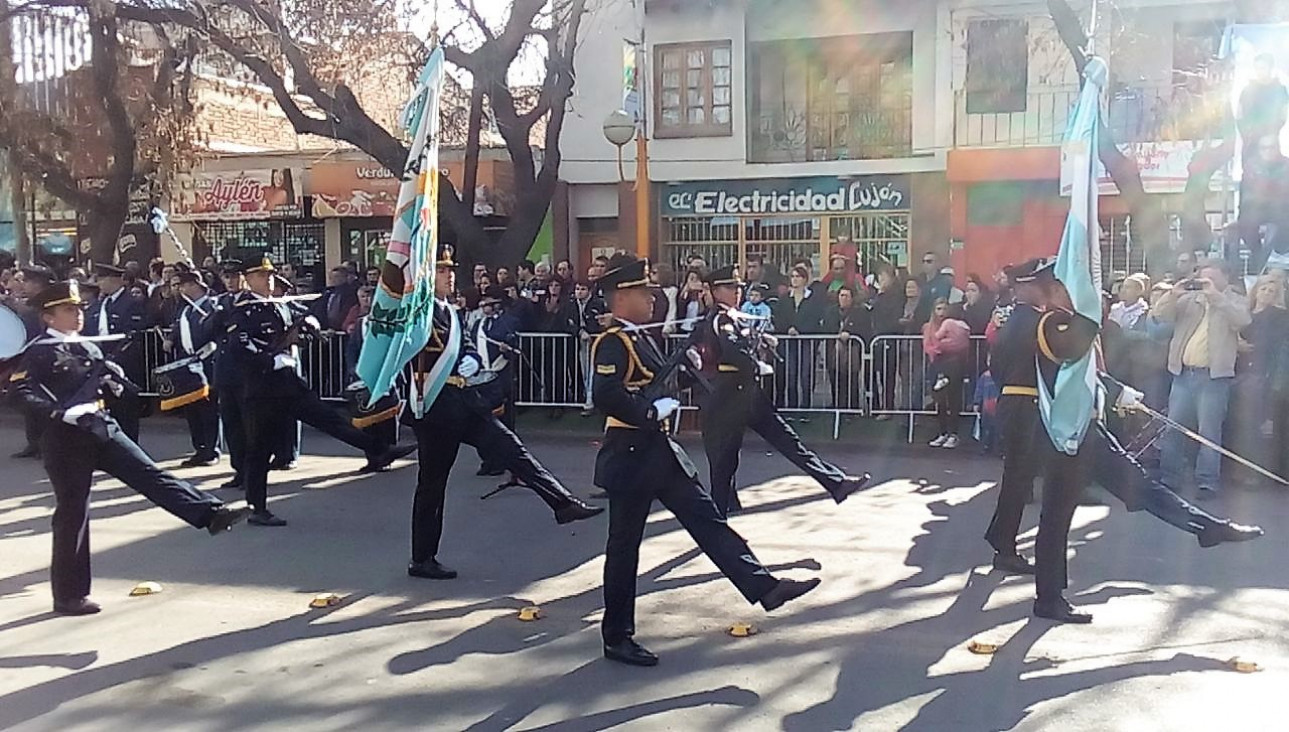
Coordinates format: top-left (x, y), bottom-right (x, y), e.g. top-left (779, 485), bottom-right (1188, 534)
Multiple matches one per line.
top-left (954, 83), bottom-right (1227, 148)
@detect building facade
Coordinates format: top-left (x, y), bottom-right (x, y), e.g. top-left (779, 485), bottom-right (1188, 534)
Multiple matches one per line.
top-left (559, 0), bottom-right (1244, 284)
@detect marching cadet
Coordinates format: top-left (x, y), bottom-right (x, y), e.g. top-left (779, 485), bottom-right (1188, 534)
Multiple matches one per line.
top-left (592, 255), bottom-right (819, 667)
top-left (405, 245), bottom-right (602, 580)
top-left (171, 271), bottom-right (221, 467)
top-left (986, 259), bottom-right (1262, 623)
top-left (471, 285), bottom-right (520, 477)
top-left (228, 257), bottom-right (417, 527)
top-left (10, 281), bottom-right (250, 615)
top-left (690, 265), bottom-right (870, 518)
top-left (83, 263), bottom-right (148, 443)
top-left (210, 260), bottom-right (248, 489)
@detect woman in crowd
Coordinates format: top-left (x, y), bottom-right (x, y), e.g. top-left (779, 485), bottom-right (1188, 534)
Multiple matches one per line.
top-left (772, 264), bottom-right (824, 410)
top-left (897, 277), bottom-right (930, 411)
top-left (678, 267), bottom-right (707, 335)
top-left (960, 274), bottom-right (995, 380)
top-left (869, 266), bottom-right (905, 419)
top-left (650, 263), bottom-right (679, 338)
top-left (1231, 275), bottom-right (1289, 478)
top-left (555, 259), bottom-right (574, 286)
top-left (343, 285), bottom-right (375, 380)
top-left (822, 285), bottom-right (870, 410)
top-left (923, 298), bottom-right (971, 449)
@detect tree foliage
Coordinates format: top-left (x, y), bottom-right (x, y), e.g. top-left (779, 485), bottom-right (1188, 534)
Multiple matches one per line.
top-left (0, 0), bottom-right (200, 262)
top-left (17, 0), bottom-right (590, 267)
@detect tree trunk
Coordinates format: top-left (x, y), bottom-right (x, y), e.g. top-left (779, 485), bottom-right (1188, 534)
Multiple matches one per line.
top-left (85, 201), bottom-right (127, 265)
top-left (1048, 0), bottom-right (1173, 278)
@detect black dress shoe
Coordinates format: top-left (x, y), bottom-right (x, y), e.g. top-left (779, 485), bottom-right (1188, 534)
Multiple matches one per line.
top-left (54, 598), bottom-right (102, 616)
top-left (270, 460), bottom-right (298, 471)
top-left (247, 511), bottom-right (287, 527)
top-left (1198, 521), bottom-right (1264, 548)
top-left (1033, 597), bottom-right (1092, 624)
top-left (220, 475), bottom-right (244, 490)
top-left (991, 552), bottom-right (1036, 575)
top-left (179, 456), bottom-right (206, 468)
top-left (11, 446), bottom-right (40, 459)
top-left (408, 559), bottom-right (458, 580)
top-left (589, 489), bottom-right (609, 499)
top-left (760, 577), bottom-right (821, 611)
top-left (361, 443), bottom-right (418, 473)
top-left (555, 500), bottom-right (605, 524)
top-left (476, 464), bottom-right (506, 477)
top-left (831, 473), bottom-right (873, 504)
top-left (603, 639), bottom-right (659, 667)
top-left (207, 505), bottom-right (252, 535)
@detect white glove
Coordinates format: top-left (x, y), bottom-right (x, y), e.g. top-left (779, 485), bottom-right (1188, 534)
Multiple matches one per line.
top-left (62, 402), bottom-right (100, 425)
top-left (273, 353), bottom-right (298, 371)
top-left (302, 315), bottom-right (322, 332)
top-left (757, 360), bottom-right (775, 376)
top-left (652, 397), bottom-right (681, 422)
top-left (457, 356), bottom-right (481, 379)
top-left (762, 333), bottom-right (779, 348)
top-left (1115, 385), bottom-right (1145, 411)
top-left (685, 347), bottom-right (703, 372)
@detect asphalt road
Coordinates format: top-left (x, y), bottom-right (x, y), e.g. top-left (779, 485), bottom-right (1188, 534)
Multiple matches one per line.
top-left (1, 417), bottom-right (1285, 731)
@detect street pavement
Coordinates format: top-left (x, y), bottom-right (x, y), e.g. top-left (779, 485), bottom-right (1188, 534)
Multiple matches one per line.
top-left (1, 416), bottom-right (1285, 731)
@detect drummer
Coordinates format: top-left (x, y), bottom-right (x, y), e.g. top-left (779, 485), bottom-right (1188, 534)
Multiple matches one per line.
top-left (172, 271), bottom-right (222, 467)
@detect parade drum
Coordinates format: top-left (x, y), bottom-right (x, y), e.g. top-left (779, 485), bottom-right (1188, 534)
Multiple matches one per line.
top-left (345, 381), bottom-right (401, 429)
top-left (0, 304), bottom-right (27, 361)
top-left (153, 356), bottom-right (210, 411)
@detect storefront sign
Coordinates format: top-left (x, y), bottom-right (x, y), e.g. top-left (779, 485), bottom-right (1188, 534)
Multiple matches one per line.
top-left (171, 168), bottom-right (304, 221)
top-left (662, 175), bottom-right (910, 217)
top-left (1060, 141), bottom-right (1232, 196)
top-left (309, 161), bottom-right (401, 218)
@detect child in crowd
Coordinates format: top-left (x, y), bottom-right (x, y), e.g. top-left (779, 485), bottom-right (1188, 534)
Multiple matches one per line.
top-left (973, 366), bottom-right (1000, 456)
top-left (741, 282), bottom-right (772, 322)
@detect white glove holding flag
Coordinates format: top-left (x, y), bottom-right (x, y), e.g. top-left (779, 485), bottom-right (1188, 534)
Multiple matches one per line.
top-left (1115, 385), bottom-right (1145, 411)
top-left (273, 353), bottom-right (298, 371)
top-left (149, 207), bottom-right (169, 235)
top-left (685, 347), bottom-right (703, 372)
top-left (456, 355), bottom-right (481, 379)
top-left (61, 402), bottom-right (101, 425)
top-left (651, 397), bottom-right (681, 422)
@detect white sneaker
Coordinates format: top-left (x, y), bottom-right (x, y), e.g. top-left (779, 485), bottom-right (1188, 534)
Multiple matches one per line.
top-left (929, 434), bottom-right (948, 447)
top-left (941, 434), bottom-right (959, 449)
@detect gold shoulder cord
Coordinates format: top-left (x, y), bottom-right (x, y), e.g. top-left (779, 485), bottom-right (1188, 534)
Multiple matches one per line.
top-left (591, 327), bottom-right (654, 387)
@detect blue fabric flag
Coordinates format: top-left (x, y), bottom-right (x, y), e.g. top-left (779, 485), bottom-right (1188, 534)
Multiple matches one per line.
top-left (1039, 57), bottom-right (1106, 455)
top-left (357, 46), bottom-right (457, 416)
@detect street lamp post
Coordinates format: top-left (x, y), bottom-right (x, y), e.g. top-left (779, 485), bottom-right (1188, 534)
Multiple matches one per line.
top-left (602, 110), bottom-right (650, 260)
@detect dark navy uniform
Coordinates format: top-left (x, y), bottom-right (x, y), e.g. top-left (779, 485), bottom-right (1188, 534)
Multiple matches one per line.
top-left (984, 260), bottom-right (1259, 620)
top-left (171, 276), bottom-right (221, 464)
top-left (84, 264), bottom-right (149, 443)
top-left (691, 274), bottom-right (868, 518)
top-left (591, 259), bottom-right (819, 665)
top-left (10, 282), bottom-right (245, 612)
top-left (228, 258), bottom-right (410, 524)
top-left (210, 280), bottom-right (249, 487)
top-left (407, 295), bottom-right (600, 574)
top-left (470, 288), bottom-right (521, 475)
top-left (984, 300), bottom-right (1048, 560)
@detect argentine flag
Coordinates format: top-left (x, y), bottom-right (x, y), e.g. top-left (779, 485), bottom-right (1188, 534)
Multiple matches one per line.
top-left (1038, 57), bottom-right (1107, 455)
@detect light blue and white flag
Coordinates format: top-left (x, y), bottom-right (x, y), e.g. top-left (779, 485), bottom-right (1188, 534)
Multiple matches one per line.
top-left (1039, 57), bottom-right (1106, 455)
top-left (357, 46), bottom-right (456, 416)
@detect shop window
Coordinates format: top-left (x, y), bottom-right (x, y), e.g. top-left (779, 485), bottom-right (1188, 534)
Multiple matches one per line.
top-left (828, 213), bottom-right (911, 272)
top-left (750, 33), bottom-right (911, 163)
top-left (655, 41), bottom-right (733, 138)
top-left (195, 220), bottom-right (325, 286)
top-left (965, 19), bottom-right (1029, 114)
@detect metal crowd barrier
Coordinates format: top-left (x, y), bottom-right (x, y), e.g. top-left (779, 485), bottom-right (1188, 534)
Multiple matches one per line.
top-left (134, 329), bottom-right (990, 441)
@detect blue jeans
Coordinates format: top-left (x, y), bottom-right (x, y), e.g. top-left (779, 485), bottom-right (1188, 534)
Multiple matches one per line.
top-left (1161, 368), bottom-right (1232, 491)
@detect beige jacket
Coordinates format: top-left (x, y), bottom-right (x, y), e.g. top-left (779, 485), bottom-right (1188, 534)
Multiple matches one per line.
top-left (1153, 287), bottom-right (1251, 378)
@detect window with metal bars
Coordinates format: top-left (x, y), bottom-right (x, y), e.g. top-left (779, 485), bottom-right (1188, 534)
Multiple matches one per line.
top-left (194, 220), bottom-right (325, 273)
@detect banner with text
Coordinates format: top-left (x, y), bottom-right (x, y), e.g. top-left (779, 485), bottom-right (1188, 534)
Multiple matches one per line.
top-left (171, 168), bottom-right (304, 221)
top-left (661, 175), bottom-right (910, 217)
